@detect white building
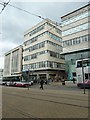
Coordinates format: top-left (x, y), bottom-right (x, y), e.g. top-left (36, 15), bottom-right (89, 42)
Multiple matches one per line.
top-left (23, 18), bottom-right (65, 81)
top-left (0, 69), bottom-right (3, 81)
top-left (3, 45), bottom-right (23, 81)
top-left (61, 3), bottom-right (90, 80)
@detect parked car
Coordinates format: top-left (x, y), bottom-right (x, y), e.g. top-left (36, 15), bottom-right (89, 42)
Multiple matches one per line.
top-left (77, 80), bottom-right (90, 89)
top-left (14, 81), bottom-right (31, 87)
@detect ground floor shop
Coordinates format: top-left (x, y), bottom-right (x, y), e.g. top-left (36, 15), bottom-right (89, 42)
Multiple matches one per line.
top-left (22, 69), bottom-right (66, 83)
top-left (3, 70), bottom-right (66, 83)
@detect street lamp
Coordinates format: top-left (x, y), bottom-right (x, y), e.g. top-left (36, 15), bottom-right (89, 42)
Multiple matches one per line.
top-left (81, 54), bottom-right (85, 94)
top-left (27, 69), bottom-right (30, 90)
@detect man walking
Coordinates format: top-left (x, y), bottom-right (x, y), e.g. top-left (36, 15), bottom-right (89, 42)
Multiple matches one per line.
top-left (40, 79), bottom-right (44, 90)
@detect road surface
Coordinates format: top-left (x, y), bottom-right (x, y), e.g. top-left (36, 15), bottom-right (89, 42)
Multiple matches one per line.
top-left (1, 83), bottom-right (89, 119)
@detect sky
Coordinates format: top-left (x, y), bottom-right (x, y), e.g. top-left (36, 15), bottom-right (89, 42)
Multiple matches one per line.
top-left (0, 0), bottom-right (89, 69)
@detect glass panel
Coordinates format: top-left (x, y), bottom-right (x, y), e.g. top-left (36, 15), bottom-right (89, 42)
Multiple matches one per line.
top-left (62, 23), bottom-right (89, 36)
top-left (62, 11), bottom-right (89, 26)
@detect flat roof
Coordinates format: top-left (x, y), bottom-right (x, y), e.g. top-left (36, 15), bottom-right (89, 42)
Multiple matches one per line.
top-left (5, 45), bottom-right (23, 55)
top-left (61, 3), bottom-right (89, 19)
top-left (24, 18), bottom-right (60, 35)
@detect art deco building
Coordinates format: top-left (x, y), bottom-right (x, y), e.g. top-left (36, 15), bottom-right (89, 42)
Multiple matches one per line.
top-left (3, 45), bottom-right (23, 81)
top-left (61, 3), bottom-right (90, 80)
top-left (0, 69), bottom-right (3, 81)
top-left (23, 18), bottom-right (65, 81)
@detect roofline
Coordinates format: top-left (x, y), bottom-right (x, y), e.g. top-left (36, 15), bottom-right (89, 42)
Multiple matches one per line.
top-left (61, 3), bottom-right (89, 19)
top-left (24, 18), bottom-right (59, 35)
top-left (4, 45), bottom-right (23, 55)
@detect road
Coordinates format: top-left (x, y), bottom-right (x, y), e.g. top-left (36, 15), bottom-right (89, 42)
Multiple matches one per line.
top-left (1, 82), bottom-right (90, 119)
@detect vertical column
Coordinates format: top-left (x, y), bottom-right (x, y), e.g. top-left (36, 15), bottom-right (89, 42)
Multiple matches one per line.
top-left (18, 46), bottom-right (22, 73)
top-left (10, 52), bottom-right (12, 76)
top-left (46, 73), bottom-right (50, 84)
top-left (37, 74), bottom-right (40, 83)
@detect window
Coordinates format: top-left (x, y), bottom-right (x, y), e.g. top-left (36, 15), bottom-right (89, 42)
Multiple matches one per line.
top-left (48, 32), bottom-right (62, 42)
top-left (62, 23), bottom-right (89, 36)
top-left (72, 72), bottom-right (76, 77)
top-left (73, 39), bottom-right (76, 45)
top-left (55, 28), bottom-right (61, 35)
top-left (88, 60), bottom-right (90, 66)
top-left (62, 11), bottom-right (89, 26)
top-left (83, 60), bottom-right (89, 67)
top-left (77, 61), bottom-right (82, 67)
top-left (63, 35), bottom-right (89, 47)
top-left (85, 73), bottom-right (88, 79)
top-left (28, 24), bottom-right (45, 37)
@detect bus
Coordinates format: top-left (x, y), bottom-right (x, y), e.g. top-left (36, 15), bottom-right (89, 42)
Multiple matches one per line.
top-left (76, 58), bottom-right (90, 83)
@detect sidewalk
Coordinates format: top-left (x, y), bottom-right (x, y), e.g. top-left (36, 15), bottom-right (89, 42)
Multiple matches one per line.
top-left (51, 81), bottom-right (76, 86)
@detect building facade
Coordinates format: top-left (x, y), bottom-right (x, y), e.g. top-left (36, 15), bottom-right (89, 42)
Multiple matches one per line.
top-left (61, 3), bottom-right (90, 80)
top-left (0, 69), bottom-right (3, 81)
top-left (23, 19), bottom-right (65, 81)
top-left (3, 45), bottom-right (23, 81)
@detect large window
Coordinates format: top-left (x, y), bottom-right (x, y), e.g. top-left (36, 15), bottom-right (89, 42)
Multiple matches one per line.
top-left (46, 40), bottom-right (62, 51)
top-left (24, 24), bottom-right (45, 37)
top-left (23, 61), bottom-right (65, 70)
top-left (24, 50), bottom-right (64, 61)
top-left (47, 32), bottom-right (62, 42)
top-left (62, 23), bottom-right (89, 36)
top-left (24, 39), bottom-right (62, 52)
top-left (63, 35), bottom-right (89, 47)
top-left (76, 59), bottom-right (90, 68)
top-left (62, 11), bottom-right (90, 26)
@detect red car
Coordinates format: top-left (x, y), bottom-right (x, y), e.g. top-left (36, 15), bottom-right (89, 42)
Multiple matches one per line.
top-left (77, 80), bottom-right (90, 89)
top-left (14, 82), bottom-right (31, 87)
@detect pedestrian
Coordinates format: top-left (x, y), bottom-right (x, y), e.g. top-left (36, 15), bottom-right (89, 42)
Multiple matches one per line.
top-left (72, 77), bottom-right (76, 84)
top-left (40, 79), bottom-right (44, 90)
top-left (62, 77), bottom-right (65, 85)
top-left (45, 80), bottom-right (47, 84)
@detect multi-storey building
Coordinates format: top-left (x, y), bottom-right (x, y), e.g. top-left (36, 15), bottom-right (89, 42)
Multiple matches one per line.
top-left (3, 45), bottom-right (23, 81)
top-left (0, 69), bottom-right (3, 81)
top-left (23, 18), bottom-right (65, 81)
top-left (61, 3), bottom-right (90, 80)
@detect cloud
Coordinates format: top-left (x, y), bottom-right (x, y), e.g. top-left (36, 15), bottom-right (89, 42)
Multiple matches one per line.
top-left (0, 56), bottom-right (4, 69)
top-left (0, 41), bottom-right (18, 56)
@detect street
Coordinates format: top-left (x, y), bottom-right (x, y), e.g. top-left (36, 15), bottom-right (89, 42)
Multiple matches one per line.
top-left (1, 82), bottom-right (89, 119)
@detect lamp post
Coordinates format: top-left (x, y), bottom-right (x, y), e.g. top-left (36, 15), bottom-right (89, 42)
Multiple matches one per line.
top-left (81, 54), bottom-right (85, 94)
top-left (28, 69), bottom-right (30, 90)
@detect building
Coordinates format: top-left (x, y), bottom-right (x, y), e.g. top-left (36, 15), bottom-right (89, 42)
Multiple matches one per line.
top-left (0, 69), bottom-right (3, 81)
top-left (23, 18), bottom-right (65, 81)
top-left (61, 3), bottom-right (90, 80)
top-left (3, 45), bottom-right (23, 81)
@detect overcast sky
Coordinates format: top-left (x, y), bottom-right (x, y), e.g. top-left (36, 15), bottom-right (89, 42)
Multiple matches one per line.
top-left (0, 0), bottom-right (89, 69)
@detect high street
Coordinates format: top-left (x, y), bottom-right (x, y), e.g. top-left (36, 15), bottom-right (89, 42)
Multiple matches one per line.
top-left (1, 82), bottom-right (89, 119)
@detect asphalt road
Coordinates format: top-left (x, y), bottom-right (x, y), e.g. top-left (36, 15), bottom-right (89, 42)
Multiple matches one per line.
top-left (1, 83), bottom-right (90, 119)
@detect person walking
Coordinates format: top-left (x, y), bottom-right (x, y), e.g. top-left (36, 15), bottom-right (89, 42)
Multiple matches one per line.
top-left (40, 79), bottom-right (44, 90)
top-left (72, 77), bottom-right (76, 84)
